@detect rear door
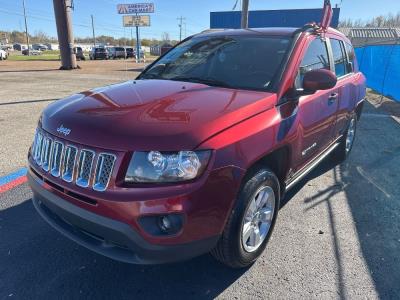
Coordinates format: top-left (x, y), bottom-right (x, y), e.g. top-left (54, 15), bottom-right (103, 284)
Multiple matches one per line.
top-left (293, 36), bottom-right (339, 170)
top-left (327, 37), bottom-right (358, 139)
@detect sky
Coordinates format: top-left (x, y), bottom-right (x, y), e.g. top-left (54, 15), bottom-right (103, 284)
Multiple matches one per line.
top-left (0, 0), bottom-right (399, 41)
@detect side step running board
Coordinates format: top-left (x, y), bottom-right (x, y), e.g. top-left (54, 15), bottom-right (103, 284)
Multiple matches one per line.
top-left (285, 139), bottom-right (341, 191)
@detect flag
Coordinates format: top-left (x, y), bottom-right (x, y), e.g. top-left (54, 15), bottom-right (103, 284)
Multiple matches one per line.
top-left (320, 0), bottom-right (333, 29)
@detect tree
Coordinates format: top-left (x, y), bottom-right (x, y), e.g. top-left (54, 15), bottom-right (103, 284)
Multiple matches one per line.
top-left (339, 11), bottom-right (400, 27)
top-left (32, 30), bottom-right (50, 43)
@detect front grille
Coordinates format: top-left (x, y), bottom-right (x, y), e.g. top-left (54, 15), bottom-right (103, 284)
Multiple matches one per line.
top-left (62, 145), bottom-right (78, 182)
top-left (31, 128), bottom-right (116, 192)
top-left (76, 149), bottom-right (95, 187)
top-left (93, 153), bottom-right (116, 192)
top-left (50, 141), bottom-right (64, 177)
top-left (41, 137), bottom-right (53, 172)
top-left (33, 131), bottom-right (44, 165)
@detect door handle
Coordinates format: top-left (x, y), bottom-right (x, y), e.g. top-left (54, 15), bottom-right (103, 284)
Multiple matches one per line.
top-left (328, 93), bottom-right (338, 105)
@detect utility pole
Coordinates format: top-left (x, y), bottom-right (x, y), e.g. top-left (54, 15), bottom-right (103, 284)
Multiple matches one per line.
top-left (135, 13), bottom-right (140, 63)
top-left (53, 0), bottom-right (77, 69)
top-left (91, 14), bottom-right (96, 47)
top-left (177, 16), bottom-right (186, 41)
top-left (241, 0), bottom-right (249, 29)
top-left (22, 0), bottom-right (30, 55)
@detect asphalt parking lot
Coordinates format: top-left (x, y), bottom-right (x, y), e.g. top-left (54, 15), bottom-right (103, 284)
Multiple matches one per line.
top-left (1, 60), bottom-right (399, 299)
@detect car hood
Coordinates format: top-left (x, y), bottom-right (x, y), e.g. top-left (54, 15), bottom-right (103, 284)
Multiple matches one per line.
top-left (41, 80), bottom-right (277, 151)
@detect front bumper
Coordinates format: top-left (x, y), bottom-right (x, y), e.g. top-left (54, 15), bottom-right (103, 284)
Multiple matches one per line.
top-left (29, 173), bottom-right (219, 264)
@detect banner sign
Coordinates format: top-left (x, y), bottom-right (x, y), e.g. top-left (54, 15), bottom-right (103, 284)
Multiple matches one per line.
top-left (123, 15), bottom-right (151, 27)
top-left (117, 3), bottom-right (154, 14)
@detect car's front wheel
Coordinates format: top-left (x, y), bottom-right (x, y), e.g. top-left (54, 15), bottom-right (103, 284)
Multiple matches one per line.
top-left (211, 167), bottom-right (280, 268)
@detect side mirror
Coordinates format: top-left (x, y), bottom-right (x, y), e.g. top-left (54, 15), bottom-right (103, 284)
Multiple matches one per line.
top-left (302, 69), bottom-right (337, 94)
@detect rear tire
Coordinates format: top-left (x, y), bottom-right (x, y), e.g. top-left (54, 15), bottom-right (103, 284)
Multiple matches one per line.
top-left (332, 113), bottom-right (357, 163)
top-left (211, 167), bottom-right (280, 268)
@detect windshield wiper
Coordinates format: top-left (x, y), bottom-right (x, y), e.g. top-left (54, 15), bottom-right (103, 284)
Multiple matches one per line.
top-left (139, 73), bottom-right (163, 80)
top-left (170, 76), bottom-right (233, 89)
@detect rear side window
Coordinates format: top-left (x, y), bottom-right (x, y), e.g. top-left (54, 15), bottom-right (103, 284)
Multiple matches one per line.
top-left (330, 39), bottom-right (347, 77)
top-left (345, 42), bottom-right (355, 73)
top-left (296, 38), bottom-right (330, 88)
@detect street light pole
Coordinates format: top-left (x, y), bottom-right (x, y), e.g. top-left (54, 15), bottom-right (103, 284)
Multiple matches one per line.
top-left (241, 0), bottom-right (249, 29)
top-left (22, 0), bottom-right (30, 55)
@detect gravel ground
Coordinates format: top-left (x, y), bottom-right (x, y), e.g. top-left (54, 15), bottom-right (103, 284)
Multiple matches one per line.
top-left (0, 60), bottom-right (399, 299)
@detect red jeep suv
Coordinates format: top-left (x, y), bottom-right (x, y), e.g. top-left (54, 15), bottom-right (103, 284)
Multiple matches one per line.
top-left (28, 25), bottom-right (365, 268)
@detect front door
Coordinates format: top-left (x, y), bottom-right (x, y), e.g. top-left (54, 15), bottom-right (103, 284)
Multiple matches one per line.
top-left (293, 36), bottom-right (339, 172)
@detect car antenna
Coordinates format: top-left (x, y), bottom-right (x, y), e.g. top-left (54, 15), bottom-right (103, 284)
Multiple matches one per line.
top-left (293, 0), bottom-right (333, 37)
top-left (319, 0), bottom-right (333, 32)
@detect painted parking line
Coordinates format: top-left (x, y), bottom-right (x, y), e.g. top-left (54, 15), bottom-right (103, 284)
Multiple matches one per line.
top-left (0, 168), bottom-right (28, 194)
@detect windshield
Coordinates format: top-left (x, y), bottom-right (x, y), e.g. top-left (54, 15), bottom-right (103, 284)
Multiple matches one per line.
top-left (139, 35), bottom-right (292, 91)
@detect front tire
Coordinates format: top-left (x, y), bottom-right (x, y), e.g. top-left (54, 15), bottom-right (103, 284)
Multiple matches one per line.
top-left (211, 167), bottom-right (280, 268)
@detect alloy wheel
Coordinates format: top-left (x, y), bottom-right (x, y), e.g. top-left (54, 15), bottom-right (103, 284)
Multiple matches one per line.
top-left (241, 186), bottom-right (275, 252)
top-left (345, 117), bottom-right (356, 153)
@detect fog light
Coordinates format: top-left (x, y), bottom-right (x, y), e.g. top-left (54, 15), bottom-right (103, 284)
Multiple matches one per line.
top-left (139, 214), bottom-right (184, 236)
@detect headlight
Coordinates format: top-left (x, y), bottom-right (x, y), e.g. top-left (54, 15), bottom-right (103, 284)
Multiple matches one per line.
top-left (125, 150), bottom-right (211, 183)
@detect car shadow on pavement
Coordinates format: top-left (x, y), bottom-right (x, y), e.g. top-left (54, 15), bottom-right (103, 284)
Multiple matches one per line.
top-left (282, 105), bottom-right (400, 299)
top-left (0, 69), bottom-right (60, 73)
top-left (0, 99), bottom-right (57, 106)
top-left (0, 199), bottom-right (247, 299)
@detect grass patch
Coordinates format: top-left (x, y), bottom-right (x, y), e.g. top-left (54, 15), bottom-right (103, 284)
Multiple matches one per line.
top-left (8, 54), bottom-right (61, 61)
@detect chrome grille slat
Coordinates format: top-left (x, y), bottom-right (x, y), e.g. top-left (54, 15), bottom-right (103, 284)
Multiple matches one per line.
top-left (41, 137), bottom-right (53, 172)
top-left (34, 132), bottom-right (44, 165)
top-left (31, 129), bottom-right (116, 192)
top-left (93, 153), bottom-right (116, 192)
top-left (50, 141), bottom-right (64, 177)
top-left (31, 129), bottom-right (38, 156)
top-left (76, 149), bottom-right (95, 188)
top-left (62, 145), bottom-right (78, 182)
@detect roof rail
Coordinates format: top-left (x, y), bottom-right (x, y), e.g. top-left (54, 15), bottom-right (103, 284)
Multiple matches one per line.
top-left (292, 22), bottom-right (321, 36)
top-left (200, 28), bottom-right (230, 34)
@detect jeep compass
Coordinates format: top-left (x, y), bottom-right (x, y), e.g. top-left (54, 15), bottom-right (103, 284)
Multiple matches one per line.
top-left (28, 24), bottom-right (365, 268)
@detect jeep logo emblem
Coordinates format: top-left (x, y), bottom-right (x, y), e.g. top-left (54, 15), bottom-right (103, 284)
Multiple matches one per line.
top-left (57, 125), bottom-right (71, 136)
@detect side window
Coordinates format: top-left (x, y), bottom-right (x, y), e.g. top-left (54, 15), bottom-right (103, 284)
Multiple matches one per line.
top-left (330, 39), bottom-right (347, 77)
top-left (296, 38), bottom-right (330, 88)
top-left (345, 42), bottom-right (355, 73)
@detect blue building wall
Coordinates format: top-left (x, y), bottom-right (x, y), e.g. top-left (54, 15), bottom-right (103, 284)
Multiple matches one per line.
top-left (210, 8), bottom-right (340, 29)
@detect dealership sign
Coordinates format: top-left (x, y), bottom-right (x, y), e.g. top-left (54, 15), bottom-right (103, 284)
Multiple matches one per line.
top-left (117, 3), bottom-right (154, 14)
top-left (123, 15), bottom-right (150, 27)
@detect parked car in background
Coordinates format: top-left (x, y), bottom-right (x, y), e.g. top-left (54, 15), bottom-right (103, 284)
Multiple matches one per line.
top-left (125, 47), bottom-right (134, 58)
top-left (13, 43), bottom-right (27, 51)
top-left (73, 47), bottom-right (86, 61)
top-left (0, 49), bottom-right (8, 60)
top-left (109, 47), bottom-right (127, 59)
top-left (89, 47), bottom-right (109, 60)
top-left (22, 49), bottom-right (42, 56)
top-left (32, 44), bottom-right (48, 51)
